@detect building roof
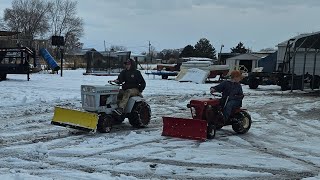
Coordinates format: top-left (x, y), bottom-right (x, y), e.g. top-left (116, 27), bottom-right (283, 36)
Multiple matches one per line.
top-left (277, 31), bottom-right (320, 49)
top-left (99, 51), bottom-right (131, 58)
top-left (68, 48), bottom-right (98, 56)
top-left (99, 51), bottom-right (118, 58)
top-left (292, 31), bottom-right (320, 50)
top-left (226, 53), bottom-right (267, 61)
top-left (180, 57), bottom-right (214, 61)
top-left (131, 53), bottom-right (146, 57)
top-left (0, 31), bottom-right (20, 37)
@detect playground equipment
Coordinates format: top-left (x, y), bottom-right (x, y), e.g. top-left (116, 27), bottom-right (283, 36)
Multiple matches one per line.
top-left (39, 48), bottom-right (60, 71)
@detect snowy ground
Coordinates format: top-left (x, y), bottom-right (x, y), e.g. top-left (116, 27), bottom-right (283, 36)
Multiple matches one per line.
top-left (0, 70), bottom-right (319, 180)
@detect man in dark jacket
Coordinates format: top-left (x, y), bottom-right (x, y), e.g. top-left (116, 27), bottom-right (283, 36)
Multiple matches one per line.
top-left (113, 59), bottom-right (146, 115)
top-left (210, 70), bottom-right (244, 121)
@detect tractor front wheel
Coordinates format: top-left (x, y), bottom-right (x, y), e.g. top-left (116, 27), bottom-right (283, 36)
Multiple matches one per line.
top-left (97, 113), bottom-right (113, 133)
top-left (207, 124), bottom-right (216, 139)
top-left (232, 111), bottom-right (252, 134)
top-left (128, 101), bottom-right (151, 128)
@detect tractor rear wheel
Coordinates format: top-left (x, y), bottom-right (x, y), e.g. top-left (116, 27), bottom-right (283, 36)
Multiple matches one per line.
top-left (232, 111), bottom-right (252, 134)
top-left (207, 124), bottom-right (216, 139)
top-left (128, 101), bottom-right (151, 128)
top-left (97, 113), bottom-right (113, 133)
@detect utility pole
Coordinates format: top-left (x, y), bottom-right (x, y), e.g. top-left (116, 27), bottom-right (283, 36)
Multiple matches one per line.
top-left (148, 41), bottom-right (152, 64)
top-left (218, 44), bottom-right (224, 64)
top-left (104, 40), bottom-right (106, 51)
top-left (147, 41), bottom-right (151, 72)
top-left (148, 41), bottom-right (151, 62)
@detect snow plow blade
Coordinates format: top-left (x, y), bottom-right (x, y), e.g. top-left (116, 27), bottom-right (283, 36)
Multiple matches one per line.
top-left (162, 117), bottom-right (207, 141)
top-left (52, 107), bottom-right (98, 132)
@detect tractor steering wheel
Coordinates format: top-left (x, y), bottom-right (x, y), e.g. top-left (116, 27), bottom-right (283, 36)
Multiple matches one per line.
top-left (107, 80), bottom-right (122, 86)
top-left (211, 92), bottom-right (222, 98)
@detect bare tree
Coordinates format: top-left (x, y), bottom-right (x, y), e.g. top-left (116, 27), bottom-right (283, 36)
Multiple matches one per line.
top-left (0, 17), bottom-right (8, 30)
top-left (49, 0), bottom-right (84, 52)
top-left (148, 45), bottom-right (157, 58)
top-left (4, 0), bottom-right (52, 40)
top-left (158, 48), bottom-right (181, 60)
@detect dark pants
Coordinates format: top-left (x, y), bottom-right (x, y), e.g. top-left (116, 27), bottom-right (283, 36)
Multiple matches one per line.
top-left (223, 100), bottom-right (242, 120)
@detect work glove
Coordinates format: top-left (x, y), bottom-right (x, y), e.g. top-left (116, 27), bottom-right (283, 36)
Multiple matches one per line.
top-left (210, 87), bottom-right (215, 94)
top-left (138, 86), bottom-right (144, 92)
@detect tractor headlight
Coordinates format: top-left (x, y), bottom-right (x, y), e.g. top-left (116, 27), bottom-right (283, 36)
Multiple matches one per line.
top-left (82, 87), bottom-right (87, 92)
top-left (191, 107), bottom-right (196, 117)
top-left (91, 88), bottom-right (96, 93)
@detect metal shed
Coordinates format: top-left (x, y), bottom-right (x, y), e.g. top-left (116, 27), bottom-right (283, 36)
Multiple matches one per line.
top-left (289, 31), bottom-right (320, 91)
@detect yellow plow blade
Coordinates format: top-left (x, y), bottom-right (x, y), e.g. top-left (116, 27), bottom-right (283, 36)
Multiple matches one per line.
top-left (52, 107), bottom-right (98, 132)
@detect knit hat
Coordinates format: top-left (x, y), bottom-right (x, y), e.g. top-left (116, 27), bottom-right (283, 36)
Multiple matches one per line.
top-left (230, 70), bottom-right (243, 79)
top-left (124, 59), bottom-right (131, 65)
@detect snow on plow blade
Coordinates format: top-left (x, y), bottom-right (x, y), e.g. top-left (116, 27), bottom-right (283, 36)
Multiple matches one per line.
top-left (162, 117), bottom-right (207, 141)
top-left (52, 107), bottom-right (98, 132)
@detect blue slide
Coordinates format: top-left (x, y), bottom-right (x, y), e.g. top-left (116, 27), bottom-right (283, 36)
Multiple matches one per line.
top-left (39, 48), bottom-right (60, 71)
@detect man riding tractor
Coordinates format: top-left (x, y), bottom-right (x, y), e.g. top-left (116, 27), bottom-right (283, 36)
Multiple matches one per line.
top-left (112, 59), bottom-right (146, 116)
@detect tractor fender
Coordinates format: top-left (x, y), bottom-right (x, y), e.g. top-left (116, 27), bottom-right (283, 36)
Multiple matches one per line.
top-left (124, 96), bottom-right (145, 113)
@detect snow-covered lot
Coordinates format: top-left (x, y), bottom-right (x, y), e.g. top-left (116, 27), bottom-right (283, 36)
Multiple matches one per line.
top-left (0, 70), bottom-right (319, 180)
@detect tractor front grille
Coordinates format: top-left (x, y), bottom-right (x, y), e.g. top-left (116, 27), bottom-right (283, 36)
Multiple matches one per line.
top-left (83, 94), bottom-right (96, 108)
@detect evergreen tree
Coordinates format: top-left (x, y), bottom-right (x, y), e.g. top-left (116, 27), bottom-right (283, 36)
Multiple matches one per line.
top-left (179, 45), bottom-right (194, 58)
top-left (231, 42), bottom-right (248, 54)
top-left (194, 38), bottom-right (216, 59)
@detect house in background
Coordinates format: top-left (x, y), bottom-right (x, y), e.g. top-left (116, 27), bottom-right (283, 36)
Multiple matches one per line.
top-left (257, 52), bottom-right (278, 73)
top-left (218, 53), bottom-right (240, 65)
top-left (226, 51), bottom-right (277, 73)
top-left (66, 48), bottom-right (104, 71)
top-left (130, 53), bottom-right (146, 63)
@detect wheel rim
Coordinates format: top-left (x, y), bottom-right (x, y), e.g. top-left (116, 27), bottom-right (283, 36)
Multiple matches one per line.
top-left (102, 116), bottom-right (112, 132)
top-left (241, 115), bottom-right (250, 129)
top-left (207, 125), bottom-right (216, 138)
top-left (209, 129), bottom-right (215, 136)
top-left (105, 126), bottom-right (111, 133)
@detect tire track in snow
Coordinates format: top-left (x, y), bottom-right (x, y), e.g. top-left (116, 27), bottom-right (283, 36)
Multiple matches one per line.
top-left (1, 93), bottom-right (319, 179)
top-left (229, 95), bottom-right (320, 172)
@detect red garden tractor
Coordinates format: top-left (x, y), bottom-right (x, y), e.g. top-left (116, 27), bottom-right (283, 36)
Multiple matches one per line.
top-left (162, 94), bottom-right (252, 141)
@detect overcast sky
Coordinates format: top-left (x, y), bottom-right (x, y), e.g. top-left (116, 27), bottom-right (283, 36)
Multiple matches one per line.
top-left (1, 0), bottom-right (320, 53)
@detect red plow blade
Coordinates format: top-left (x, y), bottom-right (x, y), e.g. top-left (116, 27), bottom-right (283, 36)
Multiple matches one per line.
top-left (162, 117), bottom-right (207, 141)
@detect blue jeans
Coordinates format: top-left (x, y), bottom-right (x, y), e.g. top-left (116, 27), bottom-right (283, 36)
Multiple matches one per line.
top-left (223, 100), bottom-right (242, 120)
